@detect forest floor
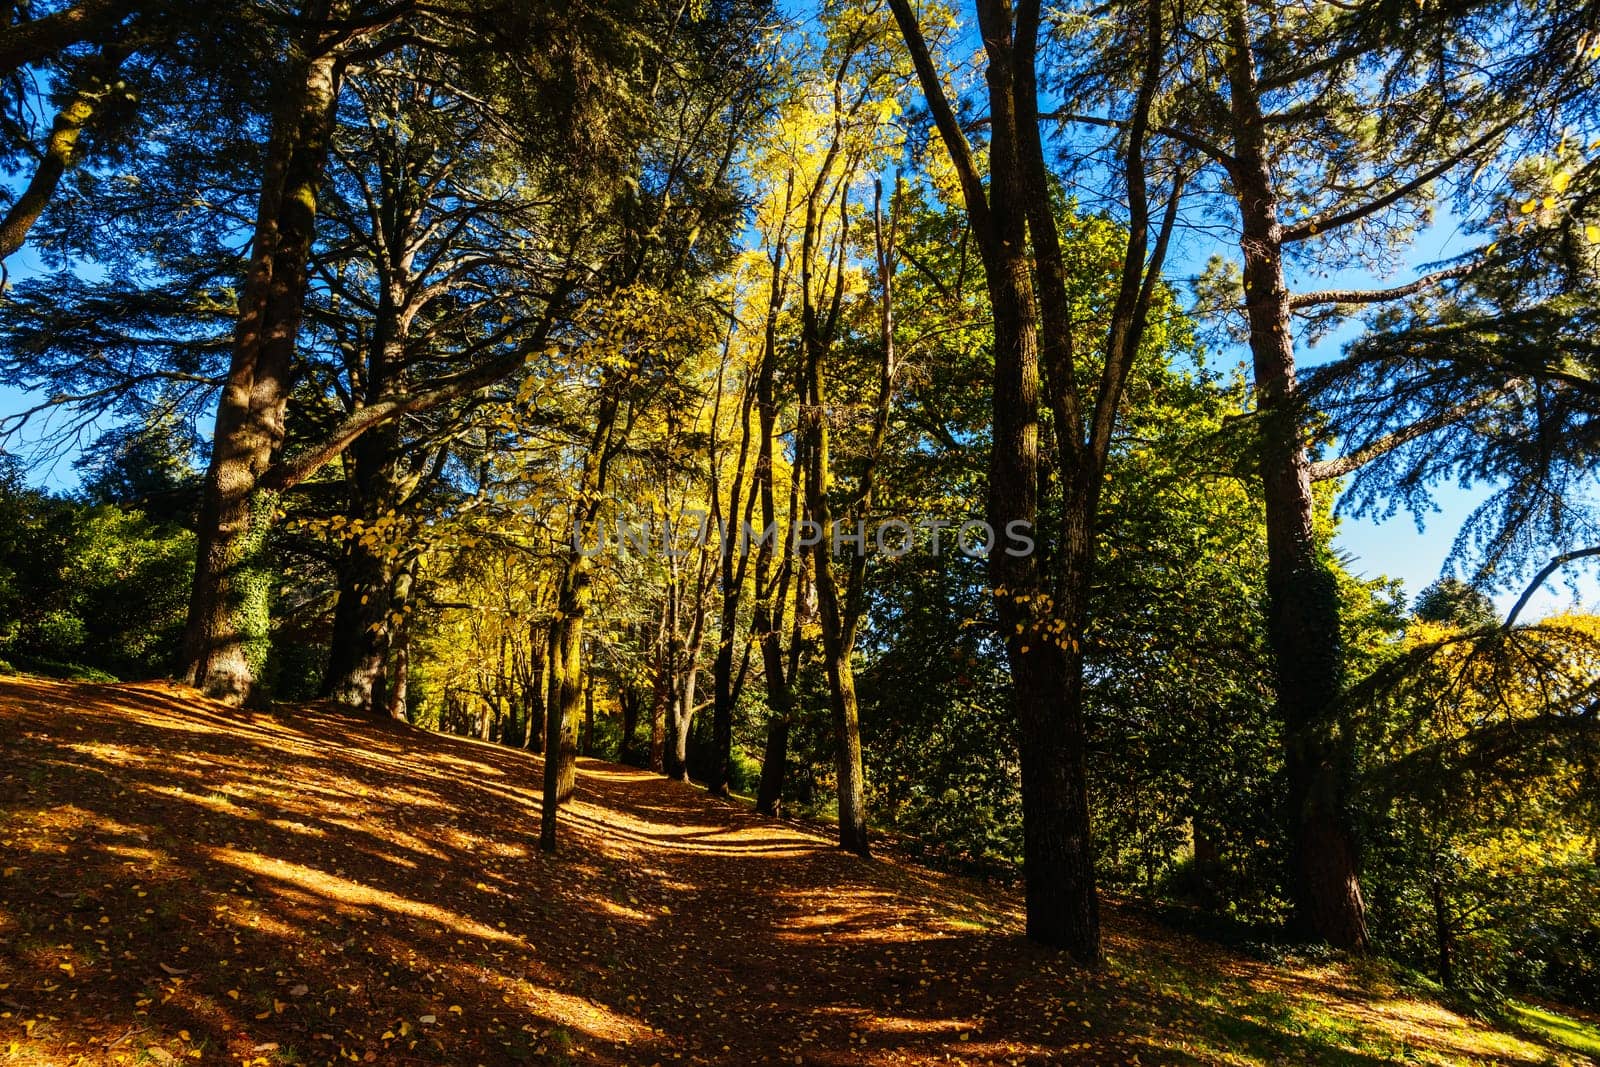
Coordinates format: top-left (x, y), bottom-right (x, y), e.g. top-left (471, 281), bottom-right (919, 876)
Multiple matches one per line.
top-left (1, 677), bottom-right (1596, 1067)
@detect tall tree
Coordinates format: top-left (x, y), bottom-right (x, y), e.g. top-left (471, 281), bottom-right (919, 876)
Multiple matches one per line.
top-left (890, 0), bottom-right (1180, 961)
top-left (1065, 0), bottom-right (1600, 948)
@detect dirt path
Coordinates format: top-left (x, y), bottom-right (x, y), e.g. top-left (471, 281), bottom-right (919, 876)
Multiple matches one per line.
top-left (0, 678), bottom-right (1584, 1066)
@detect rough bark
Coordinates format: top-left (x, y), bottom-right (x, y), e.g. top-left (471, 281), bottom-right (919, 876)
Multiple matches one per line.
top-left (385, 624), bottom-right (410, 721)
top-left (0, 49), bottom-right (123, 262)
top-left (522, 624), bottom-right (547, 751)
top-left (539, 562), bottom-right (587, 850)
top-left (181, 41), bottom-right (341, 704)
top-left (754, 713), bottom-right (790, 817)
top-left (581, 675), bottom-right (595, 757)
top-left (648, 642), bottom-right (669, 772)
top-left (619, 686), bottom-right (641, 764)
top-left (553, 610), bottom-right (582, 803)
top-left (1223, 0), bottom-right (1369, 951)
top-left (321, 532), bottom-right (395, 712)
top-left (669, 662), bottom-right (699, 784)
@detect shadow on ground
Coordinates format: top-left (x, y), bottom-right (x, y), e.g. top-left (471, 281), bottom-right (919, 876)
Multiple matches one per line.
top-left (0, 678), bottom-right (1586, 1065)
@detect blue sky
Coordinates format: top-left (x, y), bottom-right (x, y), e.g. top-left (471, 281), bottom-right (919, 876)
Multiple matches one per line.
top-left (1253, 211), bottom-right (1600, 621)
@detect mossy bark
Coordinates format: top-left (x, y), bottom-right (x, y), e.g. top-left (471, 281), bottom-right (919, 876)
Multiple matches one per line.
top-left (1223, 0), bottom-right (1368, 950)
top-left (182, 42), bottom-right (340, 705)
top-left (0, 49), bottom-right (122, 261)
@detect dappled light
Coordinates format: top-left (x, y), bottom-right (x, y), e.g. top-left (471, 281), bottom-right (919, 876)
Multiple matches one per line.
top-left (3, 678), bottom-right (1587, 1065)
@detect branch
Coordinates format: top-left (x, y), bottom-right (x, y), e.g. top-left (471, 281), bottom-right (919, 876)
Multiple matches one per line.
top-left (886, 0), bottom-right (991, 236)
top-left (1046, 111), bottom-right (1237, 172)
top-left (0, 49), bottom-right (125, 261)
top-left (1308, 383), bottom-right (1517, 482)
top-left (1282, 119), bottom-right (1516, 243)
top-left (0, 372), bottom-right (223, 436)
top-left (261, 270), bottom-right (575, 492)
top-left (0, 0), bottom-right (133, 79)
top-left (1504, 547), bottom-right (1600, 628)
top-left (1288, 260), bottom-right (1478, 309)
top-left (261, 345), bottom-right (529, 493)
top-left (1089, 0), bottom-right (1169, 466)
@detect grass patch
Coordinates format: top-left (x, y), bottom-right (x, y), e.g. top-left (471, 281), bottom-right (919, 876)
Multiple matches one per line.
top-left (1505, 1001), bottom-right (1600, 1058)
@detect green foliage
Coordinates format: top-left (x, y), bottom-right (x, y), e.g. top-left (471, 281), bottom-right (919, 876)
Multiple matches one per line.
top-left (0, 460), bottom-right (193, 680)
top-left (862, 554), bottom-right (1022, 870)
top-left (1357, 613), bottom-right (1600, 1002)
top-left (1414, 578), bottom-right (1499, 629)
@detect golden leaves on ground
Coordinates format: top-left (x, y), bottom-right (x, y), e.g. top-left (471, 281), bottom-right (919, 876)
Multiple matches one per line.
top-left (0, 677), bottom-right (1584, 1065)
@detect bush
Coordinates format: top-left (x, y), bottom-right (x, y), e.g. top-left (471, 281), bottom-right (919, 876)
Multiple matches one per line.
top-left (0, 468), bottom-right (194, 681)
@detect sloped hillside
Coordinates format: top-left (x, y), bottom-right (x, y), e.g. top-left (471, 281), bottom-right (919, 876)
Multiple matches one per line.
top-left (0, 677), bottom-right (1593, 1066)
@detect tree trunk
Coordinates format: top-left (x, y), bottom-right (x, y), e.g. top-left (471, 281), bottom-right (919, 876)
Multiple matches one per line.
top-left (648, 646), bottom-right (669, 773)
top-left (751, 245), bottom-right (798, 820)
top-left (754, 714), bottom-right (789, 817)
top-left (581, 675), bottom-right (595, 758)
top-left (386, 625), bottom-right (410, 722)
top-left (619, 687), bottom-right (641, 765)
top-left (821, 633), bottom-right (868, 852)
top-left (669, 664), bottom-right (698, 784)
top-left (1430, 873), bottom-right (1455, 988)
top-left (887, 0), bottom-right (1157, 963)
top-left (181, 45), bottom-right (340, 705)
top-left (321, 536), bottom-right (394, 712)
top-left (708, 366), bottom-right (758, 795)
top-left (1010, 619), bottom-right (1099, 955)
top-left (541, 559), bottom-right (588, 851)
top-left (796, 146), bottom-right (870, 856)
top-left (523, 624), bottom-right (547, 751)
top-left (544, 617), bottom-right (561, 750)
top-left (1224, 0), bottom-right (1368, 951)
top-left (555, 619), bottom-right (582, 798)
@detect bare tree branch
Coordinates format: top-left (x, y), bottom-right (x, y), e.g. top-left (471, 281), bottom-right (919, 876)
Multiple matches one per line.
top-left (1288, 260), bottom-right (1479, 309)
top-left (1308, 383), bottom-right (1518, 482)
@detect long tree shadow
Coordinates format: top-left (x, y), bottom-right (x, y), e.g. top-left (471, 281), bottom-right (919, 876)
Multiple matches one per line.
top-left (0, 678), bottom-right (1577, 1066)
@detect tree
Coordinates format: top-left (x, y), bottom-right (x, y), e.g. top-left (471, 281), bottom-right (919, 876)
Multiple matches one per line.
top-left (1414, 579), bottom-right (1499, 630)
top-left (179, 0), bottom-right (742, 704)
top-left (1356, 612), bottom-right (1600, 994)
top-left (890, 0), bottom-right (1181, 961)
top-left (1052, 0), bottom-right (1599, 948)
top-left (1308, 150), bottom-right (1600, 613)
top-left (300, 60), bottom-right (578, 714)
top-left (0, 455), bottom-right (193, 681)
